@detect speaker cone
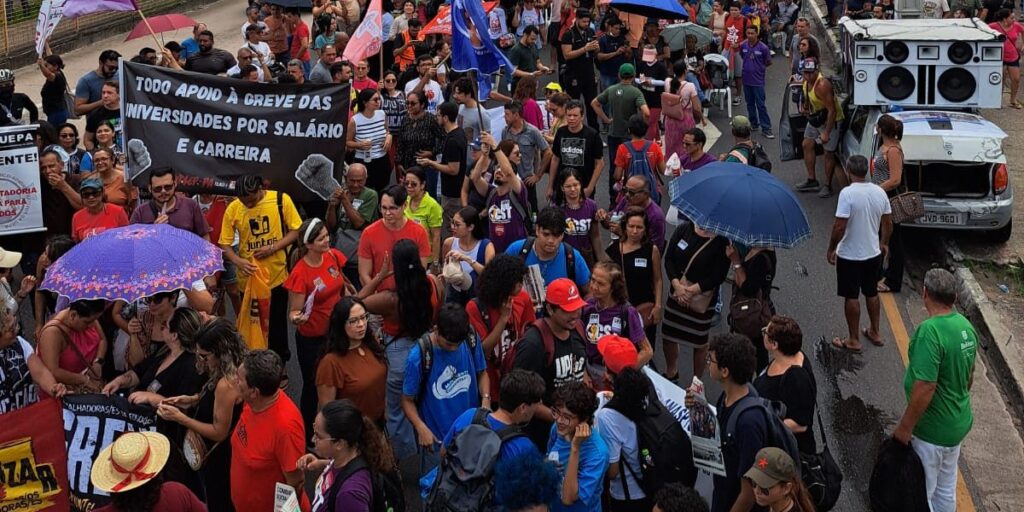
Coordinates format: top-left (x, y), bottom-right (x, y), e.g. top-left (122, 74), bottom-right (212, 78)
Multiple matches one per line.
top-left (878, 67), bottom-right (915, 101)
top-left (938, 68), bottom-right (976, 102)
top-left (948, 42), bottom-right (973, 65)
top-left (884, 41), bottom-right (909, 63)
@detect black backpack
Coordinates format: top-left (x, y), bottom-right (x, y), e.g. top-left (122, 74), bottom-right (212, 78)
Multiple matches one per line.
top-left (607, 393), bottom-right (698, 499)
top-left (517, 236), bottom-right (576, 283)
top-left (415, 332), bottom-right (480, 403)
top-left (425, 408), bottom-right (526, 511)
top-left (727, 142), bottom-right (773, 172)
top-left (720, 386), bottom-right (801, 478)
top-left (325, 456), bottom-right (406, 512)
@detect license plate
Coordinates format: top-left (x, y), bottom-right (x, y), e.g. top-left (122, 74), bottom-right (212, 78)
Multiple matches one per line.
top-left (916, 212), bottom-right (965, 225)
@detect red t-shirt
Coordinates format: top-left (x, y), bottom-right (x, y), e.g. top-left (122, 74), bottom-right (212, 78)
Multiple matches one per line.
top-left (290, 21), bottom-right (311, 62)
top-left (356, 219), bottom-right (431, 291)
top-left (353, 77), bottom-right (379, 92)
top-left (71, 203), bottom-right (129, 242)
top-left (231, 394), bottom-right (311, 512)
top-left (282, 249), bottom-right (348, 337)
top-left (93, 482), bottom-right (205, 512)
top-left (196, 196), bottom-right (229, 245)
top-left (614, 140), bottom-right (665, 173)
top-left (723, 15), bottom-right (748, 51)
top-left (466, 290), bottom-right (537, 399)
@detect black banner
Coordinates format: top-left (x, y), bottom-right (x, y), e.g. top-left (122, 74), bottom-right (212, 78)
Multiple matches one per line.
top-left (61, 394), bottom-right (158, 511)
top-left (120, 61), bottom-right (350, 199)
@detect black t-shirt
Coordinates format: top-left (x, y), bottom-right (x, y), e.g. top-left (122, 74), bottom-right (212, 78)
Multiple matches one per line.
top-left (712, 391), bottom-right (769, 512)
top-left (440, 128), bottom-right (468, 199)
top-left (85, 105), bottom-right (122, 138)
top-left (185, 49), bottom-right (238, 75)
top-left (134, 350), bottom-right (202, 443)
top-left (512, 322), bottom-right (587, 448)
top-left (982, 0), bottom-right (1012, 21)
top-left (753, 356), bottom-right (817, 454)
top-left (635, 60), bottom-right (669, 108)
top-left (552, 124), bottom-right (604, 189)
top-left (41, 72), bottom-right (68, 112)
top-left (0, 94), bottom-right (39, 126)
top-left (560, 26), bottom-right (597, 78)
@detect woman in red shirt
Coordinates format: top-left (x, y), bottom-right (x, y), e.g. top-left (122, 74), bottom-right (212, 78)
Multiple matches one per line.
top-left (284, 217), bottom-right (350, 441)
top-left (71, 177), bottom-right (128, 242)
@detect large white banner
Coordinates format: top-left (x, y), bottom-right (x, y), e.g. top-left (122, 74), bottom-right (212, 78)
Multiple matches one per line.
top-left (0, 125), bottom-right (44, 236)
top-left (34, 0), bottom-right (66, 57)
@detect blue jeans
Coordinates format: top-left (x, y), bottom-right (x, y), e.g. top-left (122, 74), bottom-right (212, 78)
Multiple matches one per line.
top-left (686, 72), bottom-right (707, 102)
top-left (385, 335), bottom-right (417, 460)
top-left (45, 107), bottom-right (69, 126)
top-left (743, 84), bottom-right (771, 132)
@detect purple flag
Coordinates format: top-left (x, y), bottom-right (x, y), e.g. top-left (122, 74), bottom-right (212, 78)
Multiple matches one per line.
top-left (63, 0), bottom-right (136, 18)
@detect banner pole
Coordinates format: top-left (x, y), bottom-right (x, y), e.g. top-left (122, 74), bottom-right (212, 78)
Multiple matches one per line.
top-left (379, 47), bottom-right (384, 82)
top-left (135, 7), bottom-right (165, 51)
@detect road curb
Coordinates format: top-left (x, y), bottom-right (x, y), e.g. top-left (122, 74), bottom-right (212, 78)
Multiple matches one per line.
top-left (953, 265), bottom-right (1024, 420)
top-left (807, 0), bottom-right (842, 63)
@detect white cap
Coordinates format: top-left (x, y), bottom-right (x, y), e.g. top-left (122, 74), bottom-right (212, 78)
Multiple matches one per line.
top-left (0, 246), bottom-right (23, 268)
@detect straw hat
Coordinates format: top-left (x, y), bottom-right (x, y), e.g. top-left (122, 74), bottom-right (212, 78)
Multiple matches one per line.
top-left (91, 431), bottom-right (170, 493)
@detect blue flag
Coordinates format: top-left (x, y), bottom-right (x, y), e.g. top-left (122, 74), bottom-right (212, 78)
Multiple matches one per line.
top-left (450, 0), bottom-right (515, 101)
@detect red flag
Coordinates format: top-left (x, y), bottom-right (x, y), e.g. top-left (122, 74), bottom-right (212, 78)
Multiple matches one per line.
top-left (422, 2), bottom-right (497, 36)
top-left (342, 0), bottom-right (383, 65)
top-left (0, 398), bottom-right (71, 511)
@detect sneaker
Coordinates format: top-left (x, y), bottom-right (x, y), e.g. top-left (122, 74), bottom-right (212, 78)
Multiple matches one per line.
top-left (732, 96), bottom-right (742, 106)
top-left (795, 179), bottom-right (819, 191)
top-left (818, 185), bottom-right (834, 198)
top-left (784, 50), bottom-right (791, 57)
top-left (763, 130), bottom-right (775, 139)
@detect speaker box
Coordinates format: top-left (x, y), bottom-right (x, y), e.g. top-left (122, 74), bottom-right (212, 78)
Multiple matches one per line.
top-left (850, 39), bottom-right (1003, 108)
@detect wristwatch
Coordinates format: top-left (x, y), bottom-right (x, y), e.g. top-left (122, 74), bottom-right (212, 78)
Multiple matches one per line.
top-left (732, 264), bottom-right (742, 270)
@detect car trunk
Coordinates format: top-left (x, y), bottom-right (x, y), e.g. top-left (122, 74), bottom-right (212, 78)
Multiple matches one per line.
top-left (904, 161), bottom-right (991, 198)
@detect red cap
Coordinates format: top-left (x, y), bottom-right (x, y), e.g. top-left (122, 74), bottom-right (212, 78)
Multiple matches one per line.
top-left (546, 278), bottom-right (587, 312)
top-left (598, 335), bottom-right (638, 374)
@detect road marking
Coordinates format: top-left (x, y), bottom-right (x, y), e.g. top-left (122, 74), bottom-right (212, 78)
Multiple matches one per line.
top-left (879, 292), bottom-right (977, 512)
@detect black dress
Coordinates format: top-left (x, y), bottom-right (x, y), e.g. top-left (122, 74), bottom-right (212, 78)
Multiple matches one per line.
top-left (193, 381), bottom-right (243, 512)
top-left (752, 354), bottom-right (818, 454)
top-left (606, 241), bottom-right (657, 306)
top-left (662, 224), bottom-right (730, 347)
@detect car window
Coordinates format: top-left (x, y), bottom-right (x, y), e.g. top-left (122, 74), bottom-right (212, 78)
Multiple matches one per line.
top-left (849, 107), bottom-right (870, 144)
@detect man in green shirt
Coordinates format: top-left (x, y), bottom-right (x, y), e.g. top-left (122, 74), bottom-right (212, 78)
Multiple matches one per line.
top-left (894, 268), bottom-right (977, 512)
top-left (591, 63), bottom-right (649, 206)
top-left (508, 25), bottom-right (551, 93)
top-left (326, 163), bottom-right (379, 283)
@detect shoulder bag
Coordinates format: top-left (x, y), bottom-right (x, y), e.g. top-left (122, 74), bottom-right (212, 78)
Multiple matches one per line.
top-left (62, 73), bottom-right (80, 120)
top-left (886, 147), bottom-right (924, 224)
top-left (182, 388), bottom-right (223, 471)
top-left (728, 251), bottom-right (774, 340)
top-left (679, 237), bottom-right (716, 314)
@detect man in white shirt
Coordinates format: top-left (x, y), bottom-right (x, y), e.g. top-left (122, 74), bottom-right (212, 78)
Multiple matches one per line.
top-left (241, 6), bottom-right (267, 41)
top-left (827, 155), bottom-right (892, 353)
top-left (404, 55), bottom-right (446, 114)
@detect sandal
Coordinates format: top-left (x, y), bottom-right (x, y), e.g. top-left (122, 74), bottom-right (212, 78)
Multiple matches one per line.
top-left (877, 282), bottom-right (891, 293)
top-left (830, 337), bottom-right (863, 353)
top-left (862, 328), bottom-right (885, 347)
top-left (1010, 101), bottom-right (1023, 109)
top-left (661, 371), bottom-right (680, 383)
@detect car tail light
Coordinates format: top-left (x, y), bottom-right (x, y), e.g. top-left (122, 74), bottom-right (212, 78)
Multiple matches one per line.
top-left (994, 164), bottom-right (1008, 195)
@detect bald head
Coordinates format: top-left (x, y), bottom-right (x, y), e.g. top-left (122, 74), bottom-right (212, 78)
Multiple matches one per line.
top-left (347, 163), bottom-right (367, 194)
top-left (625, 175), bottom-right (651, 205)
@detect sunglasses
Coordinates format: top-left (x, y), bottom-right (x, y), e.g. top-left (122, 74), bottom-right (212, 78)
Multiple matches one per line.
top-left (624, 188), bottom-right (645, 196)
top-left (81, 189), bottom-right (102, 198)
top-left (151, 184), bottom-right (175, 193)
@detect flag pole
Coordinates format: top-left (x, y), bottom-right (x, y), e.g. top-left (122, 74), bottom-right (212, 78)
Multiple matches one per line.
top-left (470, 69), bottom-right (486, 138)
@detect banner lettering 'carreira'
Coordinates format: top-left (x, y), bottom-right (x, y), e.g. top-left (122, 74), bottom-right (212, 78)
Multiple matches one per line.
top-left (0, 398), bottom-right (71, 512)
top-left (0, 125), bottom-right (44, 236)
top-left (62, 394), bottom-right (157, 512)
top-left (120, 61), bottom-right (351, 198)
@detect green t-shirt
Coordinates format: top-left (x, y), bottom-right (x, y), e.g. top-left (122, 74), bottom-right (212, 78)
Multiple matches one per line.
top-left (337, 187), bottom-right (379, 231)
top-left (597, 84), bottom-right (647, 138)
top-left (903, 312), bottom-right (977, 447)
top-left (508, 42), bottom-right (539, 73)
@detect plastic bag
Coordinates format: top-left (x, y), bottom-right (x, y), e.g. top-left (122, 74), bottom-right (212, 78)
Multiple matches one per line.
top-left (666, 152), bottom-right (682, 176)
top-left (237, 260), bottom-right (271, 350)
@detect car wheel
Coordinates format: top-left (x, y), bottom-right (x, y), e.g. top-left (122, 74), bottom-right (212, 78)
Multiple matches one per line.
top-left (986, 220), bottom-right (1012, 244)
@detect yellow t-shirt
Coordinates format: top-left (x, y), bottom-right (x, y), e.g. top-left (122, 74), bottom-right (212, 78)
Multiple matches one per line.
top-left (404, 193), bottom-right (444, 258)
top-left (219, 191), bottom-right (302, 288)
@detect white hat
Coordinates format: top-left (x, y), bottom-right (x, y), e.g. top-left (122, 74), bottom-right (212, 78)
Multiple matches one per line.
top-left (0, 246), bottom-right (22, 268)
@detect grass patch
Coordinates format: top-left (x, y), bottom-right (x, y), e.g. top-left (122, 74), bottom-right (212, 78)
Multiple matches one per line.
top-left (965, 259), bottom-right (1024, 297)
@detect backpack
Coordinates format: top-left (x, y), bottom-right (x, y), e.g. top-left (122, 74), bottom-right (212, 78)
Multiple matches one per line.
top-left (485, 186), bottom-right (533, 234)
top-left (705, 59), bottom-right (729, 89)
top-left (499, 318), bottom-right (587, 377)
top-left (516, 237), bottom-right (576, 283)
top-left (325, 456), bottom-right (406, 512)
top-left (620, 141), bottom-right (662, 204)
top-left (415, 331), bottom-right (480, 403)
top-left (607, 393), bottom-right (698, 499)
top-left (720, 385), bottom-right (801, 479)
top-left (727, 142), bottom-right (773, 172)
top-left (425, 408), bottom-right (526, 511)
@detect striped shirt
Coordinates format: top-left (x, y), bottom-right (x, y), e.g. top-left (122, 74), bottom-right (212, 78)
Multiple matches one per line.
top-left (353, 110), bottom-right (388, 161)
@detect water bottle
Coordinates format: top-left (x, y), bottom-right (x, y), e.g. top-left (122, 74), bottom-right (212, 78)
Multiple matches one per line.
top-left (641, 448), bottom-right (654, 469)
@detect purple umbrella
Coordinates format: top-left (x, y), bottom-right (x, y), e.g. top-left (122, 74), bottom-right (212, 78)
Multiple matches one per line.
top-left (40, 224), bottom-right (224, 302)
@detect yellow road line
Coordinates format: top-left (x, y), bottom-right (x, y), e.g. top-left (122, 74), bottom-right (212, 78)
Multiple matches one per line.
top-left (879, 292), bottom-right (977, 512)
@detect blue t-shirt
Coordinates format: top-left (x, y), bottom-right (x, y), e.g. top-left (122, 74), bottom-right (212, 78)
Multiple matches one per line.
top-left (504, 239), bottom-right (592, 291)
top-left (74, 71), bottom-right (114, 104)
top-left (739, 41), bottom-right (772, 87)
top-left (546, 424), bottom-right (609, 512)
top-left (403, 337), bottom-right (488, 441)
top-left (180, 37), bottom-right (200, 60)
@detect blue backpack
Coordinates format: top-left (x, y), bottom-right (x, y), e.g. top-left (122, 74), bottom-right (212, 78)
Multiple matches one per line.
top-left (623, 141), bottom-right (661, 204)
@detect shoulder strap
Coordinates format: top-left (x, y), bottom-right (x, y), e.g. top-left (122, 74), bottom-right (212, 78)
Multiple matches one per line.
top-left (518, 237), bottom-right (536, 261)
top-left (532, 318), bottom-right (557, 367)
top-left (471, 407), bottom-right (491, 426)
top-left (508, 190), bottom-right (531, 230)
top-left (416, 333), bottom-right (433, 401)
top-left (682, 236), bottom-right (715, 279)
top-left (724, 392), bottom-right (763, 443)
top-left (472, 297), bottom-right (492, 331)
top-left (562, 242), bottom-right (576, 283)
top-left (326, 457), bottom-right (371, 512)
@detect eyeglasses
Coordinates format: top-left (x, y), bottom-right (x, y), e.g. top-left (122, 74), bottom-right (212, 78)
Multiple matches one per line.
top-left (407, 101), bottom-right (420, 106)
top-left (551, 408), bottom-right (578, 422)
top-left (380, 204), bottom-right (401, 212)
top-left (347, 313), bottom-right (369, 325)
top-left (311, 430), bottom-right (337, 442)
top-left (624, 188), bottom-right (645, 196)
top-left (705, 354), bottom-right (718, 365)
top-left (749, 479), bottom-right (775, 495)
top-left (196, 352), bottom-right (211, 362)
top-left (384, 78), bottom-right (397, 83)
top-left (59, 133), bottom-right (75, 138)
top-left (761, 325), bottom-right (772, 337)
top-left (151, 184), bottom-right (174, 193)
top-left (81, 189), bottom-right (102, 198)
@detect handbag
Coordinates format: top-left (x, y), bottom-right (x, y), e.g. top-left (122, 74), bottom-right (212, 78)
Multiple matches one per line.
top-left (661, 81), bottom-right (695, 122)
top-left (887, 148), bottom-right (924, 224)
top-left (182, 427), bottom-right (223, 471)
top-left (800, 407), bottom-right (844, 511)
top-left (63, 75), bottom-right (80, 120)
top-left (679, 237), bottom-right (716, 314)
top-left (728, 251), bottom-right (774, 338)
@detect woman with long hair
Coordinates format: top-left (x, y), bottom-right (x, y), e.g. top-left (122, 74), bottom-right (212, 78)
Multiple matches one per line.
top-left (91, 432), bottom-right (205, 512)
top-left (727, 239), bottom-right (777, 371)
top-left (441, 205), bottom-right (495, 305)
top-left (346, 88), bottom-right (393, 194)
top-left (380, 70), bottom-right (406, 150)
top-left (744, 447), bottom-right (817, 512)
top-left (157, 317), bottom-right (245, 512)
top-left (37, 54), bottom-right (70, 126)
top-left (38, 299), bottom-right (107, 392)
top-left (32, 235), bottom-right (74, 338)
top-left (513, 75), bottom-right (545, 131)
top-left (359, 238), bottom-right (443, 460)
top-left (468, 134), bottom-right (527, 253)
top-left (581, 262), bottom-right (654, 388)
top-left (298, 399), bottom-right (398, 512)
top-left (599, 366), bottom-right (658, 509)
top-left (872, 114), bottom-right (905, 294)
top-left (403, 166), bottom-right (445, 266)
top-left (557, 168), bottom-right (604, 267)
top-left (317, 296), bottom-right (387, 423)
top-left (284, 217), bottom-right (350, 438)
top-left (606, 207), bottom-right (663, 364)
top-left (543, 91), bottom-right (569, 145)
top-left (663, 60), bottom-right (702, 162)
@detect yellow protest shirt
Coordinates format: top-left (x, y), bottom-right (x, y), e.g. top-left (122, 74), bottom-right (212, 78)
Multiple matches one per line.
top-left (220, 190), bottom-right (302, 288)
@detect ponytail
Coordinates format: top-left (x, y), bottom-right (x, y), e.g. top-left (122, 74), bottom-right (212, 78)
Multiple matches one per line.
top-left (358, 415), bottom-right (397, 474)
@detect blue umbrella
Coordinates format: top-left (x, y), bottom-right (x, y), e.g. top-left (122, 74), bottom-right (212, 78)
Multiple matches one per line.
top-left (669, 162), bottom-right (812, 248)
top-left (609, 0), bottom-right (688, 21)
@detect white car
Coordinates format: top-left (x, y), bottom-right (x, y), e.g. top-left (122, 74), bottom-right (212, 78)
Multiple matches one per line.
top-left (838, 108), bottom-right (1012, 242)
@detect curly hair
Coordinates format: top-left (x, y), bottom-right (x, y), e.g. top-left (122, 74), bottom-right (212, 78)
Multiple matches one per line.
top-left (193, 317), bottom-right (247, 389)
top-left (709, 333), bottom-right (757, 385)
top-left (321, 399), bottom-right (397, 473)
top-left (475, 254), bottom-right (527, 310)
top-left (620, 206), bottom-right (649, 244)
top-left (325, 296), bottom-right (385, 361)
top-left (393, 239), bottom-right (434, 337)
top-left (552, 380), bottom-right (598, 424)
top-left (605, 366), bottom-right (650, 420)
top-left (513, 75), bottom-right (539, 103)
top-left (653, 483), bottom-right (709, 512)
top-left (494, 453), bottom-right (560, 511)
top-left (593, 261), bottom-right (629, 305)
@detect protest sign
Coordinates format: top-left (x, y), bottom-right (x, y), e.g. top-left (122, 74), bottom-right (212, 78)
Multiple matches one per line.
top-left (0, 125), bottom-right (44, 236)
top-left (684, 376), bottom-right (726, 477)
top-left (62, 394), bottom-right (158, 511)
top-left (0, 398), bottom-right (71, 512)
top-left (120, 61), bottom-right (351, 199)
top-left (34, 0), bottom-right (66, 57)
